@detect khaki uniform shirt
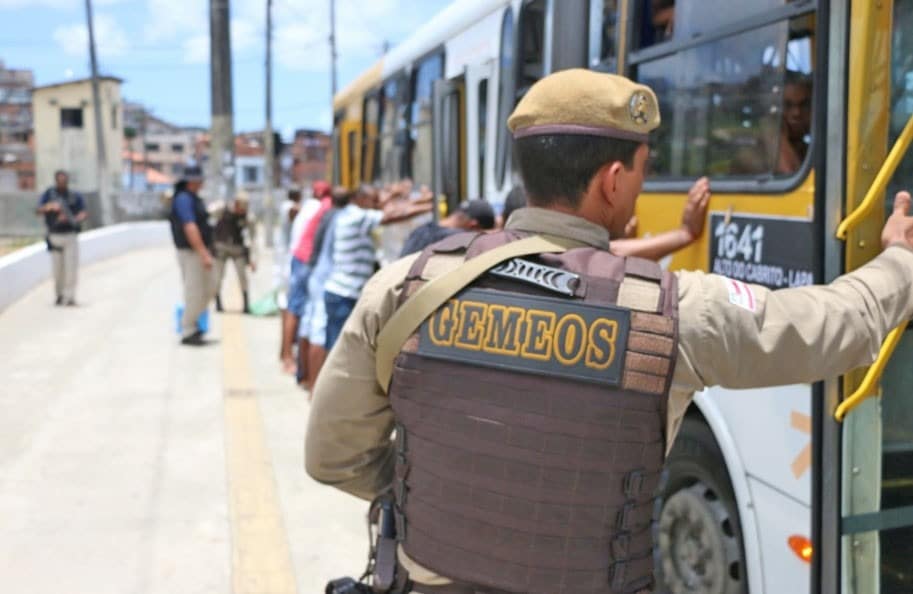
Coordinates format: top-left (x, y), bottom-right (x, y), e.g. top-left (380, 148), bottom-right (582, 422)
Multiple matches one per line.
top-left (306, 207), bottom-right (913, 586)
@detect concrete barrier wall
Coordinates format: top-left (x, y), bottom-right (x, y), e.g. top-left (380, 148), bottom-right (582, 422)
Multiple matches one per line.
top-left (0, 221), bottom-right (171, 312)
top-left (0, 191), bottom-right (168, 237)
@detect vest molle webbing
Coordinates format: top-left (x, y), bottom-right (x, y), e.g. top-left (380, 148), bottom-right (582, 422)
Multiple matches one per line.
top-left (387, 231), bottom-right (678, 594)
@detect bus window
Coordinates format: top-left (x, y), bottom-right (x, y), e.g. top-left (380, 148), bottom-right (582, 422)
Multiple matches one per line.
top-left (478, 79), bottom-right (488, 199)
top-left (442, 88), bottom-right (463, 212)
top-left (332, 112), bottom-right (343, 186)
top-left (634, 15), bottom-right (815, 183)
top-left (347, 128), bottom-right (358, 187)
top-left (410, 53), bottom-right (444, 187)
top-left (589, 0), bottom-right (619, 71)
top-left (362, 93), bottom-right (381, 183)
top-left (380, 77), bottom-right (406, 184)
top-left (495, 6), bottom-right (515, 190)
top-left (633, 0), bottom-right (786, 50)
top-left (517, 0), bottom-right (547, 98)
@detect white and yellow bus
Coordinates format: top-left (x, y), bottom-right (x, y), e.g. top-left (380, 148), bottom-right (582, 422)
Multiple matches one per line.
top-left (331, 1), bottom-right (913, 592)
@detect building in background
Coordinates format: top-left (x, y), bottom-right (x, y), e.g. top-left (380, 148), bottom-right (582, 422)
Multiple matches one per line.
top-left (235, 131), bottom-right (266, 191)
top-left (121, 101), bottom-right (204, 190)
top-left (0, 60), bottom-right (35, 191)
top-left (32, 77), bottom-right (123, 194)
top-left (289, 128), bottom-right (330, 187)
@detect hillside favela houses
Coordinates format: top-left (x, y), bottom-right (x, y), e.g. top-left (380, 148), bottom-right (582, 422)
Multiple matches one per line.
top-left (0, 60), bottom-right (35, 191)
top-left (32, 76), bottom-right (123, 196)
top-left (289, 128), bottom-right (330, 188)
top-left (122, 101), bottom-right (205, 192)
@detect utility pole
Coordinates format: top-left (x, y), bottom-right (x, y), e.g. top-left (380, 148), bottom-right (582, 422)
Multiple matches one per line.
top-left (263, 0), bottom-right (275, 247)
top-left (329, 0), bottom-right (338, 185)
top-left (85, 0), bottom-right (113, 225)
top-left (210, 0), bottom-right (235, 202)
top-left (141, 108), bottom-right (149, 190)
top-left (330, 0), bottom-right (338, 105)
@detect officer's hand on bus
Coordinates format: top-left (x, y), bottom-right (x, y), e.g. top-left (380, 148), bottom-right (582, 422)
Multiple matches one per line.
top-left (881, 191), bottom-right (913, 250)
top-left (681, 176), bottom-right (711, 241)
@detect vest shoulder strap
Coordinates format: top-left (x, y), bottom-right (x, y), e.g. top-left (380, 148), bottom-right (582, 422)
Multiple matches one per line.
top-left (375, 234), bottom-right (579, 392)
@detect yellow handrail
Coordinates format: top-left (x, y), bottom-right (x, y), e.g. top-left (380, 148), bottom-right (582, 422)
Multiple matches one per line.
top-left (836, 112), bottom-right (913, 240)
top-left (835, 321), bottom-right (909, 422)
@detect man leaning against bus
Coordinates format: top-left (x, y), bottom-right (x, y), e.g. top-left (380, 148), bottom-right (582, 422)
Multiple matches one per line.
top-left (306, 70), bottom-right (913, 594)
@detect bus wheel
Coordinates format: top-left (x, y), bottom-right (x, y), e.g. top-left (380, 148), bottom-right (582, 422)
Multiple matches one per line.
top-left (657, 417), bottom-right (747, 594)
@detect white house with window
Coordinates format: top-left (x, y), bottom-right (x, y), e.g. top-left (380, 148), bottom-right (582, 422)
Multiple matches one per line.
top-left (32, 77), bottom-right (123, 193)
top-left (235, 154), bottom-right (266, 190)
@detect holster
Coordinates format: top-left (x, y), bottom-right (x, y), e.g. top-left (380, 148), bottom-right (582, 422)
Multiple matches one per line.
top-left (369, 493), bottom-right (400, 593)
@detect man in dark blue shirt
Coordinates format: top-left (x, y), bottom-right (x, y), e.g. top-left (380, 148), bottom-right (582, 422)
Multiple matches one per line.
top-left (37, 170), bottom-right (87, 306)
top-left (169, 166), bottom-right (215, 346)
top-left (399, 199), bottom-right (495, 257)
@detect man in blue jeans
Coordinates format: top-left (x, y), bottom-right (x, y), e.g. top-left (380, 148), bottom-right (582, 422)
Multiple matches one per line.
top-left (323, 184), bottom-right (431, 350)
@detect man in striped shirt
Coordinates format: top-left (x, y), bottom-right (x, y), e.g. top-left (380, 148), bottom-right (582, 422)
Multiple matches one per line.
top-left (323, 184), bottom-right (431, 350)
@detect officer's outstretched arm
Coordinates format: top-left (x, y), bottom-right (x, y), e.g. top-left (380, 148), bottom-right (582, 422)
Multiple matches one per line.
top-left (674, 191), bottom-right (913, 391)
top-left (305, 255), bottom-right (420, 501)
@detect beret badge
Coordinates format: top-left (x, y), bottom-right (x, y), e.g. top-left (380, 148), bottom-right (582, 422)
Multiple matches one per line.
top-left (629, 91), bottom-right (650, 126)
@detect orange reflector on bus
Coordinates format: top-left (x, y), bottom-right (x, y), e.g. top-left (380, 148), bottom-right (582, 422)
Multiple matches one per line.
top-left (788, 535), bottom-right (813, 563)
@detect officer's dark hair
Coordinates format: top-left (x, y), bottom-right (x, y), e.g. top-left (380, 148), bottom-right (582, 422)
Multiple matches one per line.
top-left (54, 169), bottom-right (68, 179)
top-left (514, 134), bottom-right (641, 210)
top-left (173, 180), bottom-right (188, 195)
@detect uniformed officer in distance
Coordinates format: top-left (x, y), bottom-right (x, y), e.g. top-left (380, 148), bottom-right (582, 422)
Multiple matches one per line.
top-left (306, 70), bottom-right (913, 594)
top-left (169, 165), bottom-right (215, 346)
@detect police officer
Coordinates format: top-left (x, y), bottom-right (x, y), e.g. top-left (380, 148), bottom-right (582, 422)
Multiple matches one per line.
top-left (169, 165), bottom-right (214, 346)
top-left (212, 190), bottom-right (257, 314)
top-left (305, 71), bottom-right (913, 594)
top-left (37, 170), bottom-right (88, 306)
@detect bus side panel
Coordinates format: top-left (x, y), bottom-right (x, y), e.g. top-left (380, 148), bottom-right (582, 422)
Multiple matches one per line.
top-left (706, 386), bottom-right (813, 507)
top-left (635, 175), bottom-right (816, 273)
top-left (748, 477), bottom-right (812, 594)
top-left (693, 390), bottom-right (766, 594)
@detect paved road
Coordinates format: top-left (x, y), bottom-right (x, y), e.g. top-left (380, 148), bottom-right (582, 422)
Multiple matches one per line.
top-left (0, 246), bottom-right (365, 594)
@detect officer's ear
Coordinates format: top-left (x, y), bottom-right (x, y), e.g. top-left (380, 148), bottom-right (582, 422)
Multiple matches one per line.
top-left (595, 160), bottom-right (626, 211)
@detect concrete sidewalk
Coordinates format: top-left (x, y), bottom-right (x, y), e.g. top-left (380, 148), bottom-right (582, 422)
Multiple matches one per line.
top-left (0, 247), bottom-right (366, 594)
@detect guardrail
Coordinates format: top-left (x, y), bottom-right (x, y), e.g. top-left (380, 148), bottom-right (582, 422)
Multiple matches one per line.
top-left (0, 221), bottom-right (171, 312)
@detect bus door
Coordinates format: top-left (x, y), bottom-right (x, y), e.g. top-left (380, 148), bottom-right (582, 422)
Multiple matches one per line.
top-left (465, 61), bottom-right (494, 205)
top-left (432, 77), bottom-right (465, 217)
top-left (821, 1), bottom-right (913, 593)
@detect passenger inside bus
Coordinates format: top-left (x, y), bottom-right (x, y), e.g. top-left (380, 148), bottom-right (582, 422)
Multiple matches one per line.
top-left (649, 0), bottom-right (675, 43)
top-left (733, 70), bottom-right (813, 176)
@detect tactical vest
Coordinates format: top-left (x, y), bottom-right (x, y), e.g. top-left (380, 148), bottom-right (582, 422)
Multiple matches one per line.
top-left (170, 190), bottom-right (213, 249)
top-left (386, 230), bottom-right (678, 594)
top-left (214, 210), bottom-right (248, 248)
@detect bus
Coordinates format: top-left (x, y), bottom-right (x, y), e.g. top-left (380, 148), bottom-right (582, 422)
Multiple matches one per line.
top-left (331, 1), bottom-right (913, 592)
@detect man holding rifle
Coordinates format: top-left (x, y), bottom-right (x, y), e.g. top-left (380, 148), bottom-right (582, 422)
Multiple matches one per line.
top-left (36, 170), bottom-right (88, 306)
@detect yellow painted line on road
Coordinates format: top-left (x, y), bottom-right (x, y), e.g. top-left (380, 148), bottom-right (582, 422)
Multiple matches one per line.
top-left (222, 312), bottom-right (298, 594)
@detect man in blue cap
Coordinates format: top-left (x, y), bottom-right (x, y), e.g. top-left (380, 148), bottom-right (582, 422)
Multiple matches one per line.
top-left (169, 165), bottom-right (214, 346)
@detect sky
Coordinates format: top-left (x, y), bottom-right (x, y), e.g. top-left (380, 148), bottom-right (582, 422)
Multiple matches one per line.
top-left (0, 0), bottom-right (453, 139)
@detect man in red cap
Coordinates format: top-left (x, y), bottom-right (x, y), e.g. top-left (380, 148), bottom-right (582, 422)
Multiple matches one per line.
top-left (281, 180), bottom-right (334, 376)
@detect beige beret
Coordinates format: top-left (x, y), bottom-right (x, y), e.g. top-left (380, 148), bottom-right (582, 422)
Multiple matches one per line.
top-left (508, 69), bottom-right (661, 143)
